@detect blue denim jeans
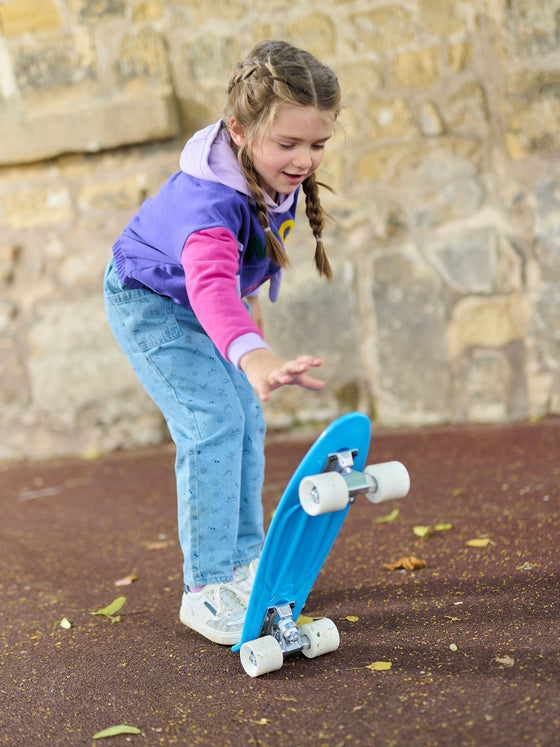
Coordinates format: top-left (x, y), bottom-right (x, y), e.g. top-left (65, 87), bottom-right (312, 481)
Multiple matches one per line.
top-left (104, 259), bottom-right (265, 589)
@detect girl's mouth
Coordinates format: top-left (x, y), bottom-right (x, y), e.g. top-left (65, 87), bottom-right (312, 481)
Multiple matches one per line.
top-left (283, 172), bottom-right (306, 183)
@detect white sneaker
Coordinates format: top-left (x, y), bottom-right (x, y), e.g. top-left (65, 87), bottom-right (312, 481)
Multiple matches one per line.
top-left (179, 582), bottom-right (250, 645)
top-left (233, 558), bottom-right (260, 596)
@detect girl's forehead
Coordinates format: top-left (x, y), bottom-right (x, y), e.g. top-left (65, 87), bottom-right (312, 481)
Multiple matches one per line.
top-left (269, 104), bottom-right (336, 135)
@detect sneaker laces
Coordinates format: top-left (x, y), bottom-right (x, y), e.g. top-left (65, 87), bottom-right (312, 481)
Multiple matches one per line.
top-left (207, 582), bottom-right (250, 625)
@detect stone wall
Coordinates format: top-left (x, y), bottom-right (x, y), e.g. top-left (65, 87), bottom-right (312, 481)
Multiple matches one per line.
top-left (1, 0), bottom-right (559, 459)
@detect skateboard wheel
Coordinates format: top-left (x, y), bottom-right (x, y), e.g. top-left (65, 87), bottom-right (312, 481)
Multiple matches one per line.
top-left (240, 635), bottom-right (283, 677)
top-left (299, 618), bottom-right (340, 659)
top-left (364, 461), bottom-right (410, 503)
top-left (299, 472), bottom-right (349, 516)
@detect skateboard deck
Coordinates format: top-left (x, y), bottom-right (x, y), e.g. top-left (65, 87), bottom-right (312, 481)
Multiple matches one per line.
top-left (233, 412), bottom-right (410, 676)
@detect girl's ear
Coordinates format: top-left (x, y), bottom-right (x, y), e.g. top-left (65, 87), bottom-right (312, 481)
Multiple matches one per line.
top-left (228, 117), bottom-right (247, 147)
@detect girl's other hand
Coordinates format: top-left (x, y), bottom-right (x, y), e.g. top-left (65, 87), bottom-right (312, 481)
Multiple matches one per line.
top-left (240, 349), bottom-right (325, 401)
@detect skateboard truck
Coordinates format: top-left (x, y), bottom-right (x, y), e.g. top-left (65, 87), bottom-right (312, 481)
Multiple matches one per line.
top-left (241, 601), bottom-right (341, 677)
top-left (259, 602), bottom-right (303, 656)
top-left (299, 449), bottom-right (410, 515)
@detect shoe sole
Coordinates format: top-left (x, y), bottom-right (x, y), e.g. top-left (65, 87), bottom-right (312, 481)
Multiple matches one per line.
top-left (179, 609), bottom-right (242, 646)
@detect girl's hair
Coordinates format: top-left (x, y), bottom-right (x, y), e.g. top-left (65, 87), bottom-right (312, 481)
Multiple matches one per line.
top-left (224, 40), bottom-right (341, 279)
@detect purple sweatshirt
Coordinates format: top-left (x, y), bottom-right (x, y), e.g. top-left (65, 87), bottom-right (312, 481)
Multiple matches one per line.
top-left (112, 120), bottom-right (299, 367)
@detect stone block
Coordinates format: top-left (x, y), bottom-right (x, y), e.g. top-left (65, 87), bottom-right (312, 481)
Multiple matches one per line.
top-left (412, 178), bottom-right (485, 228)
top-left (395, 137), bottom-right (482, 182)
top-left (445, 82), bottom-right (488, 129)
top-left (372, 245), bottom-right (449, 424)
top-left (366, 97), bottom-right (416, 140)
top-left (347, 7), bottom-right (415, 54)
top-left (393, 47), bottom-right (440, 89)
top-left (286, 13), bottom-right (337, 58)
top-left (2, 186), bottom-right (73, 229)
top-left (418, 102), bottom-right (444, 137)
top-left (355, 143), bottom-right (408, 182)
top-left (78, 176), bottom-right (144, 212)
top-left (68, 0), bottom-right (125, 24)
top-left (0, 94), bottom-right (179, 165)
top-left (503, 0), bottom-right (560, 56)
top-left (460, 348), bottom-right (511, 422)
top-left (132, 0), bottom-right (164, 22)
top-left (447, 295), bottom-right (531, 359)
top-left (418, 0), bottom-right (467, 36)
top-left (117, 29), bottom-right (171, 86)
top-left (0, 0), bottom-right (60, 38)
top-left (13, 30), bottom-right (96, 95)
top-left (504, 71), bottom-right (560, 159)
top-left (533, 179), bottom-right (560, 281)
top-left (27, 296), bottom-right (159, 432)
top-left (425, 227), bottom-right (522, 294)
top-left (448, 42), bottom-right (474, 73)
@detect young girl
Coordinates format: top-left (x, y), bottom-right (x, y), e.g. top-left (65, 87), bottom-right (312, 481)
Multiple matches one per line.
top-left (104, 40), bottom-right (341, 645)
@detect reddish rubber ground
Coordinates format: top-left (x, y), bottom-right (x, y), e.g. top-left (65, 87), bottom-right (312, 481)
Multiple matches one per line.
top-left (1, 418), bottom-right (559, 745)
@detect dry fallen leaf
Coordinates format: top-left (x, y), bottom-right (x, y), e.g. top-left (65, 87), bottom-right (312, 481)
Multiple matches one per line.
top-left (115, 574), bottom-right (138, 587)
top-left (344, 615), bottom-right (359, 623)
top-left (383, 556), bottom-right (426, 571)
top-left (366, 661), bottom-right (392, 671)
top-left (493, 655), bottom-right (515, 667)
top-left (145, 540), bottom-right (174, 550)
top-left (466, 537), bottom-right (495, 547)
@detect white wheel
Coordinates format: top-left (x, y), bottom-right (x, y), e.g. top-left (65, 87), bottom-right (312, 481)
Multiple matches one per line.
top-left (364, 461), bottom-right (410, 503)
top-left (240, 635), bottom-right (283, 677)
top-left (299, 472), bottom-right (349, 516)
top-left (299, 618), bottom-right (340, 659)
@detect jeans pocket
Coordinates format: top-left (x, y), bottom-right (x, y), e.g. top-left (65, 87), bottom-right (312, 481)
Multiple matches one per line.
top-left (108, 286), bottom-right (182, 354)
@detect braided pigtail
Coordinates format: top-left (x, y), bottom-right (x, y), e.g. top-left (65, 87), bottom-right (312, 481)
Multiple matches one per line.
top-left (237, 147), bottom-right (289, 269)
top-left (302, 173), bottom-right (333, 279)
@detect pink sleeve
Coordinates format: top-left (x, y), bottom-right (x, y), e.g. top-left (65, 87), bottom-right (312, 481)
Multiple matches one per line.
top-left (181, 227), bottom-right (269, 366)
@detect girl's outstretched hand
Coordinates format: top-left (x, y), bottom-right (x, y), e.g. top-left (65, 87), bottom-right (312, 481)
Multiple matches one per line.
top-left (240, 349), bottom-right (325, 402)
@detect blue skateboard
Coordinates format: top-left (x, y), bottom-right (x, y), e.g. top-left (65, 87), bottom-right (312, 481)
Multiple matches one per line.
top-left (233, 412), bottom-right (410, 677)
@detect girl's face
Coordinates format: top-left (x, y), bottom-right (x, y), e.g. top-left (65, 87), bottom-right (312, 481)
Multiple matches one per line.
top-left (230, 104), bottom-right (335, 199)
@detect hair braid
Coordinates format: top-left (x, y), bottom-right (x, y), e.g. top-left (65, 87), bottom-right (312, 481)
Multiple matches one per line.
top-left (302, 174), bottom-right (333, 279)
top-left (238, 147), bottom-right (289, 269)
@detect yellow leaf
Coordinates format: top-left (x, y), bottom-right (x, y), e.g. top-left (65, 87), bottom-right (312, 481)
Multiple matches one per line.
top-left (466, 537), bottom-right (495, 547)
top-left (93, 725), bottom-right (141, 739)
top-left (59, 617), bottom-right (72, 630)
top-left (344, 615), bottom-right (359, 623)
top-left (449, 643), bottom-right (458, 651)
top-left (434, 523), bottom-right (452, 531)
top-left (254, 718), bottom-right (269, 725)
top-left (296, 615), bottom-right (322, 625)
top-left (374, 508), bottom-right (400, 524)
top-left (366, 661), bottom-right (392, 671)
top-left (413, 525), bottom-right (432, 539)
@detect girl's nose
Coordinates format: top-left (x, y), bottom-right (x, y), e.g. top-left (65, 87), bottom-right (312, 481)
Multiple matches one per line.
top-left (292, 148), bottom-right (313, 170)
